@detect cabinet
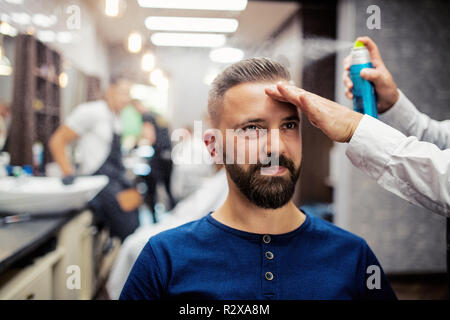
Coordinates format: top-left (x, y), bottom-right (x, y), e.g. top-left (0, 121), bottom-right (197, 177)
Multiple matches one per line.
top-left (0, 210), bottom-right (121, 300)
top-left (53, 210), bottom-right (94, 300)
top-left (0, 211), bottom-right (93, 300)
top-left (0, 248), bottom-right (64, 300)
top-left (8, 34), bottom-right (61, 172)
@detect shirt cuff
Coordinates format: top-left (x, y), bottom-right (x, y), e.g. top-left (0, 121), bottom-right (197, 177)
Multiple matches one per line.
top-left (378, 89), bottom-right (420, 135)
top-left (346, 114), bottom-right (407, 181)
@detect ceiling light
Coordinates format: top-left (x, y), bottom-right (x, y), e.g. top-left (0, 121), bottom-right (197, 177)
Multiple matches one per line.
top-left (149, 68), bottom-right (169, 90)
top-left (128, 32), bottom-right (142, 53)
top-left (0, 40), bottom-right (12, 76)
top-left (59, 72), bottom-right (69, 88)
top-left (149, 68), bottom-right (164, 85)
top-left (37, 30), bottom-right (56, 43)
top-left (209, 47), bottom-right (244, 63)
top-left (5, 0), bottom-right (24, 4)
top-left (0, 55), bottom-right (12, 76)
top-left (10, 12), bottom-right (31, 25)
top-left (0, 22), bottom-right (18, 37)
top-left (156, 77), bottom-right (169, 91)
top-left (151, 32), bottom-right (226, 48)
top-left (137, 0), bottom-right (247, 11)
top-left (141, 52), bottom-right (155, 72)
top-left (145, 16), bottom-right (238, 33)
top-left (105, 0), bottom-right (120, 17)
top-left (32, 14), bottom-right (57, 28)
top-left (57, 32), bottom-right (73, 44)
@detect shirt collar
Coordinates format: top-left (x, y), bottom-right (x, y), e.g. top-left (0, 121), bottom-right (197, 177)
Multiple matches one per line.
top-left (205, 209), bottom-right (312, 243)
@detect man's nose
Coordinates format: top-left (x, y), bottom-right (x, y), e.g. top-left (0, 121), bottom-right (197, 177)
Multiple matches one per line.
top-left (263, 129), bottom-right (287, 157)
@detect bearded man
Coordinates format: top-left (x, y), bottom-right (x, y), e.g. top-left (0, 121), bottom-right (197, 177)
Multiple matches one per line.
top-left (120, 58), bottom-right (396, 300)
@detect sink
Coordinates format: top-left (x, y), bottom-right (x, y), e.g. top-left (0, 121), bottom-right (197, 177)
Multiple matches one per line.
top-left (0, 175), bottom-right (109, 214)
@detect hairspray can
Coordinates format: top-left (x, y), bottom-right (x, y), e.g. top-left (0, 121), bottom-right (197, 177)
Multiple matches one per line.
top-left (349, 41), bottom-right (378, 118)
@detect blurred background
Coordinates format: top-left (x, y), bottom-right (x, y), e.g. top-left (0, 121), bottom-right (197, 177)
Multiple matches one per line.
top-left (0, 0), bottom-right (449, 300)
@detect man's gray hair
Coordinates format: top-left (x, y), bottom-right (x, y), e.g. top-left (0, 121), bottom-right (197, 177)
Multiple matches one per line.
top-left (207, 57), bottom-right (291, 126)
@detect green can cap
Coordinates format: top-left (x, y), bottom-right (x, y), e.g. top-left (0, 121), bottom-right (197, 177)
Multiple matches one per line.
top-left (354, 41), bottom-right (365, 48)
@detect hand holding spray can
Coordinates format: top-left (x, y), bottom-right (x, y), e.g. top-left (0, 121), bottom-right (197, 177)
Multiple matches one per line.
top-left (349, 41), bottom-right (378, 118)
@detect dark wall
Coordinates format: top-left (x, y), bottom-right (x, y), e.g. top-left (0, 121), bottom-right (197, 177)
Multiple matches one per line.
top-left (335, 0), bottom-right (450, 273)
top-left (355, 0), bottom-right (450, 121)
top-left (294, 0), bottom-right (337, 205)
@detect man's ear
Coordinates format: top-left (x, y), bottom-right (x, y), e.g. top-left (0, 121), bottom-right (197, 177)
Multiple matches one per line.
top-left (203, 128), bottom-right (223, 163)
top-left (204, 129), bottom-right (216, 157)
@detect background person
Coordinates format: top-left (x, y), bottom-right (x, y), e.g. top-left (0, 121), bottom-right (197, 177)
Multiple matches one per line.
top-left (131, 99), bottom-right (177, 216)
top-left (49, 78), bottom-right (141, 241)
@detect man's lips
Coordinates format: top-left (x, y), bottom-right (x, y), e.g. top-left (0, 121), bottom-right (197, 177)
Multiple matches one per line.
top-left (260, 166), bottom-right (288, 176)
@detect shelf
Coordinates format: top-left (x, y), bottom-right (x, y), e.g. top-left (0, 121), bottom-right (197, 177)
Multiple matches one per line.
top-left (34, 108), bottom-right (60, 117)
top-left (8, 34), bottom-right (62, 169)
top-left (34, 69), bottom-right (59, 86)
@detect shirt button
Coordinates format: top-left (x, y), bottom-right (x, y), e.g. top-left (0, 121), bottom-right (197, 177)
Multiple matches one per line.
top-left (262, 234), bottom-right (271, 244)
top-left (265, 251), bottom-right (274, 260)
top-left (265, 272), bottom-right (274, 281)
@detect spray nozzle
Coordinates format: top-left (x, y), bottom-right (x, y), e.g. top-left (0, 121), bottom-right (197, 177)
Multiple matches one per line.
top-left (354, 41), bottom-right (365, 49)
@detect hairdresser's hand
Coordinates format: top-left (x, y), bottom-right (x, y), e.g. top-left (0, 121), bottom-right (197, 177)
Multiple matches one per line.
top-left (62, 175), bottom-right (76, 185)
top-left (266, 82), bottom-right (363, 143)
top-left (343, 36), bottom-right (399, 113)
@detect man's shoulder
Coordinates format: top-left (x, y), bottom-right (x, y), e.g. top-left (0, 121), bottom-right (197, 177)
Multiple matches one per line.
top-left (72, 100), bottom-right (109, 115)
top-left (306, 213), bottom-right (367, 248)
top-left (147, 216), bottom-right (211, 248)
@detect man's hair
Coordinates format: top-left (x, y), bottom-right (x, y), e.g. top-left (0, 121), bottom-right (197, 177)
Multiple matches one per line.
top-left (207, 57), bottom-right (291, 126)
top-left (109, 75), bottom-right (129, 87)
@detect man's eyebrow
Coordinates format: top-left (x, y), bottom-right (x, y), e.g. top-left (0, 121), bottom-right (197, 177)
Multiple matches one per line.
top-left (234, 118), bottom-right (266, 129)
top-left (282, 114), bottom-right (300, 122)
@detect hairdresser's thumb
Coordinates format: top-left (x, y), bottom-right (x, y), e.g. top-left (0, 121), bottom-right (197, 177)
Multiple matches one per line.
top-left (360, 68), bottom-right (381, 82)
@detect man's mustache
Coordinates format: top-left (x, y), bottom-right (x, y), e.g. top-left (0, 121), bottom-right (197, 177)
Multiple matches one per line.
top-left (250, 155), bottom-right (296, 175)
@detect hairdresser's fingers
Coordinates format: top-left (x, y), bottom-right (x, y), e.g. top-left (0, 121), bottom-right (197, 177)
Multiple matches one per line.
top-left (275, 83), bottom-right (311, 112)
top-left (356, 36), bottom-right (384, 67)
top-left (295, 93), bottom-right (322, 128)
top-left (342, 71), bottom-right (353, 89)
top-left (265, 85), bottom-right (290, 103)
top-left (360, 67), bottom-right (384, 85)
top-left (343, 55), bottom-right (352, 71)
top-left (298, 92), bottom-right (363, 143)
top-left (345, 89), bottom-right (353, 100)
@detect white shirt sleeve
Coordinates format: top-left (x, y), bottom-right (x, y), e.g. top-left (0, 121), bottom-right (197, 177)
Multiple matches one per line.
top-left (346, 115), bottom-right (450, 217)
top-left (65, 104), bottom-right (98, 135)
top-left (379, 89), bottom-right (450, 150)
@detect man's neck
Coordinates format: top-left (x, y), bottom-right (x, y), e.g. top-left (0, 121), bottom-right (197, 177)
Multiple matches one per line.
top-left (211, 179), bottom-right (305, 235)
top-left (105, 97), bottom-right (117, 114)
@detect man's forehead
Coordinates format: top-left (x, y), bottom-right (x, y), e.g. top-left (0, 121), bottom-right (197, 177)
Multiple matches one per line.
top-left (222, 82), bottom-right (298, 122)
top-left (223, 82), bottom-right (269, 103)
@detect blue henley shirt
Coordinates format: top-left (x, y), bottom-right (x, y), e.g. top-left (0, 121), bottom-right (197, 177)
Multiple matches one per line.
top-left (120, 210), bottom-right (397, 300)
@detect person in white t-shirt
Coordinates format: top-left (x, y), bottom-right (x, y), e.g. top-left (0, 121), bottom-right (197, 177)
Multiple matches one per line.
top-left (49, 78), bottom-right (140, 240)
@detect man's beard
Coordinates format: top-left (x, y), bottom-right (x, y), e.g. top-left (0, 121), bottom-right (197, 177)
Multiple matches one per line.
top-left (225, 155), bottom-right (301, 209)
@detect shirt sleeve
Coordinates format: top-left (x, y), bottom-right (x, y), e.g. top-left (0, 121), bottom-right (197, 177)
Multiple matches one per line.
top-left (346, 115), bottom-right (450, 216)
top-left (379, 89), bottom-right (450, 150)
top-left (119, 239), bottom-right (165, 300)
top-left (65, 104), bottom-right (98, 135)
top-left (356, 242), bottom-right (397, 300)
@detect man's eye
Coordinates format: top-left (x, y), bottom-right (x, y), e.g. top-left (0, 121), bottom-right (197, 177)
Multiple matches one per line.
top-left (243, 125), bottom-right (258, 131)
top-left (283, 122), bottom-right (298, 130)
top-left (235, 125), bottom-right (263, 138)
